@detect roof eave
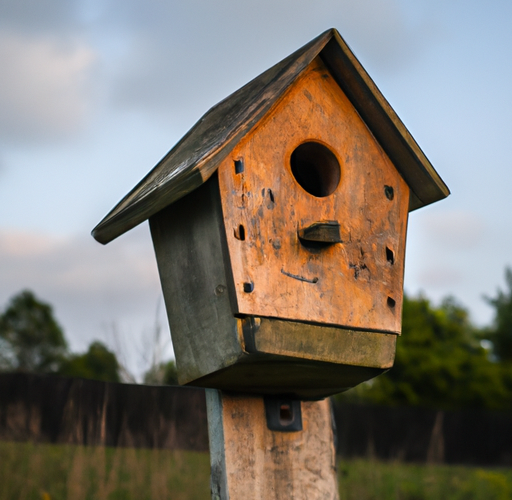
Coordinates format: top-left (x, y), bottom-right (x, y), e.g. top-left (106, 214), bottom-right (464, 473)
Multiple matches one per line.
top-left (320, 32), bottom-right (449, 210)
top-left (92, 29), bottom-right (334, 244)
top-left (92, 28), bottom-right (449, 245)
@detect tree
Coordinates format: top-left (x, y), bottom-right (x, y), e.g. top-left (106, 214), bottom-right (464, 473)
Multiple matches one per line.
top-left (0, 290), bottom-right (68, 373)
top-left (485, 267), bottom-right (512, 362)
top-left (143, 360), bottom-right (178, 385)
top-left (341, 294), bottom-right (512, 410)
top-left (58, 341), bottom-right (121, 383)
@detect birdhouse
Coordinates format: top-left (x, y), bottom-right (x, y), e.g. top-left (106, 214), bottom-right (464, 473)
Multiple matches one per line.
top-left (92, 29), bottom-right (449, 399)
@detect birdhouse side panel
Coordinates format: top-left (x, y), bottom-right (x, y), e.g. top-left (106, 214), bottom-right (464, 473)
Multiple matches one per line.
top-left (217, 57), bottom-right (409, 333)
top-left (149, 175), bottom-right (242, 384)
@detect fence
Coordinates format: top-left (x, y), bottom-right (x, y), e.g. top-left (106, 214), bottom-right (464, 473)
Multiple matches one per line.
top-left (333, 401), bottom-right (512, 466)
top-left (1, 373), bottom-right (511, 466)
top-left (0, 372), bottom-right (208, 451)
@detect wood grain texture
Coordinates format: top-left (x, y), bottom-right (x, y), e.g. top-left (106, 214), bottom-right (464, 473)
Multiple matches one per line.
top-left (149, 175), bottom-right (241, 384)
top-left (92, 31), bottom-right (332, 244)
top-left (320, 35), bottom-right (447, 211)
top-left (207, 390), bottom-right (339, 500)
top-left (92, 28), bottom-right (448, 245)
top-left (218, 57), bottom-right (409, 333)
top-left (149, 174), bottom-right (393, 399)
top-left (247, 317), bottom-right (396, 368)
top-left (190, 317), bottom-right (393, 399)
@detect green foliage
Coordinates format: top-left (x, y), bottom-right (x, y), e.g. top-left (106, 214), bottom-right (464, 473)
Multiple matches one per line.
top-left (143, 360), bottom-right (178, 385)
top-left (485, 267), bottom-right (512, 362)
top-left (0, 290), bottom-right (122, 383)
top-left (0, 290), bottom-right (68, 374)
top-left (162, 360), bottom-right (178, 385)
top-left (58, 341), bottom-right (121, 383)
top-left (342, 294), bottom-right (512, 410)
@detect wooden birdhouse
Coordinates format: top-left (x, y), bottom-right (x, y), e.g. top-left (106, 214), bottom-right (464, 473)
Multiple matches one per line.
top-left (92, 29), bottom-right (449, 399)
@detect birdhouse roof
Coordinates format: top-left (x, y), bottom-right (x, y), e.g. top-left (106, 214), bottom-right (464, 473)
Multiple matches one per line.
top-left (93, 28), bottom-right (449, 244)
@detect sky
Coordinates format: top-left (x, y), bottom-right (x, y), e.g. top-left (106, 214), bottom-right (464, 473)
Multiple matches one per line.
top-left (1, 0), bottom-right (511, 378)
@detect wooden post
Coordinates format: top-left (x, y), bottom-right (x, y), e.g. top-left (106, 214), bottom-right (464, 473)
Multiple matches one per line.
top-left (206, 390), bottom-right (339, 500)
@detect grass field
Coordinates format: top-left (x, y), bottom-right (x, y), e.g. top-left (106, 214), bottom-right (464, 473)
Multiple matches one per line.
top-left (0, 442), bottom-right (210, 500)
top-left (1, 441), bottom-right (511, 499)
top-left (337, 459), bottom-right (512, 500)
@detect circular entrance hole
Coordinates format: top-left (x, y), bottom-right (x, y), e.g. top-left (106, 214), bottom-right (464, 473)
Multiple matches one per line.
top-left (290, 142), bottom-right (340, 197)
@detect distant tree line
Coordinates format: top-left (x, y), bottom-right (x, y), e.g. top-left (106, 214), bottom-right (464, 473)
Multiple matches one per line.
top-left (340, 268), bottom-right (512, 411)
top-left (2, 267), bottom-right (512, 409)
top-left (0, 290), bottom-right (177, 385)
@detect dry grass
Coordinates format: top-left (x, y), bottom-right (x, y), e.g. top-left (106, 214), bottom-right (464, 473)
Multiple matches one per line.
top-left (2, 442), bottom-right (512, 499)
top-left (0, 441), bottom-right (210, 500)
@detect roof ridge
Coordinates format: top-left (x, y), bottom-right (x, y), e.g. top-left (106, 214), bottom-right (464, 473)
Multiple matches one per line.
top-left (93, 28), bottom-right (448, 245)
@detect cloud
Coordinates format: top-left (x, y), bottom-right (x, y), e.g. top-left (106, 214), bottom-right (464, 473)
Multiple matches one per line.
top-left (0, 226), bottom-right (165, 367)
top-left (405, 209), bottom-right (487, 293)
top-left (419, 210), bottom-right (486, 250)
top-left (415, 266), bottom-right (464, 289)
top-left (0, 30), bottom-right (99, 144)
top-left (0, 0), bottom-right (78, 35)
top-left (105, 0), bottom-right (437, 120)
top-left (0, 0), bottom-right (441, 144)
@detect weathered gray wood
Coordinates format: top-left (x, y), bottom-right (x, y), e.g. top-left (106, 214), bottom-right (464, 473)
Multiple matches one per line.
top-left (192, 317), bottom-right (395, 399)
top-left (206, 390), bottom-right (229, 500)
top-left (92, 28), bottom-right (449, 244)
top-left (249, 317), bottom-right (397, 368)
top-left (149, 174), bottom-right (241, 384)
top-left (193, 351), bottom-right (387, 400)
top-left (206, 390), bottom-right (339, 500)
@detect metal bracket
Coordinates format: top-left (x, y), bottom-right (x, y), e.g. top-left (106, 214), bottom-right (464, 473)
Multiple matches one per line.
top-left (264, 397), bottom-right (303, 432)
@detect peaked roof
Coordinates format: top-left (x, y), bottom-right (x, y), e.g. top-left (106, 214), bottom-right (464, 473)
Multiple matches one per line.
top-left (93, 28), bottom-right (449, 244)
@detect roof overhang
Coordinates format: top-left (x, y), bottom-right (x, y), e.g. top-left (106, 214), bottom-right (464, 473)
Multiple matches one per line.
top-left (93, 28), bottom-right (449, 244)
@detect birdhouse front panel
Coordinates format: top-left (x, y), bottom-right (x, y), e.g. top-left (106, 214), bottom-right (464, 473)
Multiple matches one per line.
top-left (218, 57), bottom-right (410, 334)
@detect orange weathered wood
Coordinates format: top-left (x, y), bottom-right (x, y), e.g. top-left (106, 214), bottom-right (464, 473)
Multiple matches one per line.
top-left (218, 57), bottom-right (409, 333)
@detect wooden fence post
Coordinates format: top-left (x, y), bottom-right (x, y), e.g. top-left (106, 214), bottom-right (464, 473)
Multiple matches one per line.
top-left (206, 390), bottom-right (339, 500)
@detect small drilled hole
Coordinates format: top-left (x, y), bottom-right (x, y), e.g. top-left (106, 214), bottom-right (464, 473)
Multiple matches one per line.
top-left (386, 247), bottom-right (395, 264)
top-left (279, 404), bottom-right (293, 425)
top-left (290, 142), bottom-right (340, 197)
top-left (234, 159), bottom-right (244, 174)
top-left (234, 224), bottom-right (245, 241)
top-left (387, 297), bottom-right (396, 308)
top-left (384, 185), bottom-right (394, 200)
top-left (243, 282), bottom-right (254, 293)
top-left (268, 189), bottom-right (275, 203)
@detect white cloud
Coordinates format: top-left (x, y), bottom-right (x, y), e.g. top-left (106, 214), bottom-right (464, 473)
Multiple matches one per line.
top-left (106, 0), bottom-right (435, 119)
top-left (0, 226), bottom-right (166, 374)
top-left (0, 0), bottom-right (439, 143)
top-left (0, 31), bottom-right (98, 144)
top-left (405, 209), bottom-right (487, 295)
top-left (420, 210), bottom-right (486, 250)
top-left (0, 226), bottom-right (158, 304)
top-left (415, 266), bottom-right (464, 289)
